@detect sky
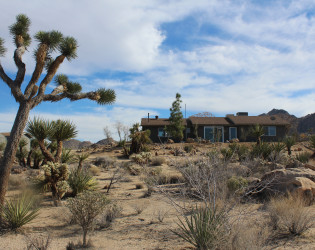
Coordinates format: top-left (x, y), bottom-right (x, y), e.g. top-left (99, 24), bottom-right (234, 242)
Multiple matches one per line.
top-left (0, 0), bottom-right (315, 142)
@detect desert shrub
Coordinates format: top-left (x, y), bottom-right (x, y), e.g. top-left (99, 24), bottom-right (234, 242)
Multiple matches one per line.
top-left (220, 148), bottom-right (234, 161)
top-left (35, 162), bottom-right (70, 205)
top-left (135, 183), bottom-right (144, 189)
top-left (173, 206), bottom-right (228, 250)
top-left (93, 156), bottom-right (116, 169)
top-left (88, 164), bottom-right (101, 176)
top-left (8, 174), bottom-right (26, 190)
top-left (173, 147), bottom-right (185, 156)
top-left (130, 152), bottom-right (151, 165)
top-left (97, 203), bottom-right (122, 229)
top-left (0, 142), bottom-right (6, 151)
top-left (227, 176), bottom-right (248, 193)
top-left (295, 152), bottom-right (312, 163)
top-left (310, 134), bottom-right (315, 149)
top-left (129, 130), bottom-right (151, 154)
top-left (150, 156), bottom-right (166, 166)
top-left (271, 142), bottom-right (286, 154)
top-left (67, 192), bottom-right (110, 247)
top-left (25, 234), bottom-right (51, 250)
top-left (283, 136), bottom-right (296, 155)
top-left (250, 142), bottom-right (273, 160)
top-left (184, 145), bottom-right (193, 153)
top-left (1, 193), bottom-right (40, 232)
top-left (68, 170), bottom-right (97, 197)
top-left (268, 193), bottom-right (314, 235)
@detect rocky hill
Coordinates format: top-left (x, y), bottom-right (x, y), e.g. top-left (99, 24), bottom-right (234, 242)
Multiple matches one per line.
top-left (63, 139), bottom-right (92, 149)
top-left (260, 109), bottom-right (315, 134)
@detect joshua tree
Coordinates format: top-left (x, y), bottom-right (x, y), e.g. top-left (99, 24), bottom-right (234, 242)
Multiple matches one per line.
top-left (283, 136), bottom-right (296, 156)
top-left (50, 119), bottom-right (77, 163)
top-left (250, 124), bottom-right (265, 145)
top-left (0, 14), bottom-right (115, 205)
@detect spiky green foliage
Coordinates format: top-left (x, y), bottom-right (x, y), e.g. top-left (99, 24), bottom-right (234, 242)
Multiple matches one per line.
top-left (66, 191), bottom-right (110, 247)
top-left (54, 74), bottom-right (68, 85)
top-left (173, 206), bottom-right (228, 250)
top-left (0, 37), bottom-right (6, 57)
top-left (50, 119), bottom-right (77, 142)
top-left (26, 117), bottom-right (53, 141)
top-left (250, 142), bottom-right (273, 160)
top-left (1, 193), bottom-right (40, 231)
top-left (58, 36), bottom-right (77, 60)
top-left (96, 88), bottom-right (116, 105)
top-left (129, 130), bottom-right (151, 154)
top-left (9, 14), bottom-right (31, 47)
top-left (61, 149), bottom-right (75, 163)
top-left (68, 170), bottom-right (97, 196)
top-left (66, 81), bottom-right (82, 94)
top-left (283, 136), bottom-right (296, 155)
top-left (165, 93), bottom-right (185, 141)
top-left (310, 135), bottom-right (315, 149)
top-left (34, 30), bottom-right (63, 51)
top-left (250, 124), bottom-right (265, 145)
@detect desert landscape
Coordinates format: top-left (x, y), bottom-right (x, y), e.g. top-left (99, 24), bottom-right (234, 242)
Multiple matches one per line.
top-left (0, 137), bottom-right (314, 250)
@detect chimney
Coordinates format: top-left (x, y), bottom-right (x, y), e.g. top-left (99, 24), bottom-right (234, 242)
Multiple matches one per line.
top-left (155, 115), bottom-right (159, 120)
top-left (236, 112), bottom-right (248, 116)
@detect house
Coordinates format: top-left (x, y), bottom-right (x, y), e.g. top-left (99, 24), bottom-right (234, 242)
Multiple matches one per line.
top-left (141, 112), bottom-right (290, 143)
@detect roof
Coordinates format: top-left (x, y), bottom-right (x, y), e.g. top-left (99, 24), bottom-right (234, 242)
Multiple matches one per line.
top-left (226, 115), bottom-right (290, 126)
top-left (141, 118), bottom-right (187, 126)
top-left (189, 117), bottom-right (230, 125)
top-left (141, 115), bottom-right (289, 127)
top-left (0, 132), bottom-right (10, 137)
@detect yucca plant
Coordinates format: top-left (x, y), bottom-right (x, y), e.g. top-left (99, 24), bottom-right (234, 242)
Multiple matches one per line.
top-left (68, 170), bottom-right (97, 197)
top-left (1, 193), bottom-right (40, 231)
top-left (173, 206), bottom-right (228, 250)
top-left (283, 136), bottom-right (296, 155)
top-left (61, 149), bottom-right (75, 164)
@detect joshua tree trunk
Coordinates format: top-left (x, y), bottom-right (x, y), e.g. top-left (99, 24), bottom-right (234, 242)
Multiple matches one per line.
top-left (0, 102), bottom-right (31, 205)
top-left (55, 140), bottom-right (63, 163)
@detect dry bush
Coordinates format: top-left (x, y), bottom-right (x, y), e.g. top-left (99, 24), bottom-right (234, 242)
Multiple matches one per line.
top-left (268, 193), bottom-right (314, 236)
top-left (8, 174), bottom-right (26, 190)
top-left (135, 183), bottom-right (144, 189)
top-left (25, 234), bottom-right (51, 250)
top-left (97, 203), bottom-right (122, 229)
top-left (66, 191), bottom-right (110, 247)
top-left (150, 156), bottom-right (166, 166)
top-left (93, 156), bottom-right (116, 169)
top-left (88, 164), bottom-right (101, 176)
top-left (230, 221), bottom-right (270, 250)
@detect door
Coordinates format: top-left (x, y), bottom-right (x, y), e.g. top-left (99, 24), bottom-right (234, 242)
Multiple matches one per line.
top-left (204, 126), bottom-right (224, 142)
top-left (229, 127), bottom-right (237, 140)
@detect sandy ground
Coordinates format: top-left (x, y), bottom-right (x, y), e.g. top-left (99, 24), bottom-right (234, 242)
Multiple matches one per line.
top-left (0, 142), bottom-right (314, 250)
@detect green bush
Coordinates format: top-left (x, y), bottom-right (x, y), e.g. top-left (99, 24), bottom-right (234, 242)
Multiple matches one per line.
top-left (173, 206), bottom-right (228, 249)
top-left (220, 148), bottom-right (234, 161)
top-left (295, 152), bottom-right (312, 163)
top-left (184, 145), bottom-right (193, 153)
top-left (283, 136), bottom-right (296, 155)
top-left (310, 135), bottom-right (315, 149)
top-left (1, 193), bottom-right (40, 231)
top-left (227, 176), bottom-right (248, 193)
top-left (250, 143), bottom-right (272, 160)
top-left (68, 170), bottom-right (97, 197)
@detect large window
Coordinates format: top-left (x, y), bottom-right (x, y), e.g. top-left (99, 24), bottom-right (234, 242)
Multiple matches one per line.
top-left (204, 126), bottom-right (224, 142)
top-left (264, 126), bottom-right (276, 136)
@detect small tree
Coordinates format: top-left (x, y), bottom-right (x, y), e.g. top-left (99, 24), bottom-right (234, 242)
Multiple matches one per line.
top-left (66, 191), bottom-right (110, 247)
top-left (103, 126), bottom-right (112, 140)
top-left (0, 14), bottom-right (115, 206)
top-left (166, 93), bottom-right (185, 141)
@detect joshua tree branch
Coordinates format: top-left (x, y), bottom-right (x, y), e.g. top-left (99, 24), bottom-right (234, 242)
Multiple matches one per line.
top-left (24, 44), bottom-right (48, 98)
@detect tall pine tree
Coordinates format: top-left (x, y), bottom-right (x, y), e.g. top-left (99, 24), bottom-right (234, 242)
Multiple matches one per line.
top-left (166, 93), bottom-right (185, 141)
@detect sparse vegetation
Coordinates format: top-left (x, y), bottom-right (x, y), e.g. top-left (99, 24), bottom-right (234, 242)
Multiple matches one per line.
top-left (283, 136), bottom-right (296, 155)
top-left (1, 193), bottom-right (40, 232)
top-left (66, 191), bottom-right (110, 247)
top-left (295, 152), bottom-right (311, 163)
top-left (68, 169), bottom-right (97, 197)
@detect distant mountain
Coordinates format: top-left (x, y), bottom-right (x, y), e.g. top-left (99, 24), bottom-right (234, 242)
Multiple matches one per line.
top-left (63, 139), bottom-right (92, 149)
top-left (260, 109), bottom-right (315, 134)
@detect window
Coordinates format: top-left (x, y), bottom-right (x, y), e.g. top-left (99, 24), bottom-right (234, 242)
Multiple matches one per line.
top-left (264, 126), bottom-right (276, 136)
top-left (158, 128), bottom-right (169, 137)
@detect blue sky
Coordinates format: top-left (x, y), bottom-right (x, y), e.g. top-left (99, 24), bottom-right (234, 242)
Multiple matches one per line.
top-left (1, 0), bottom-right (315, 142)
